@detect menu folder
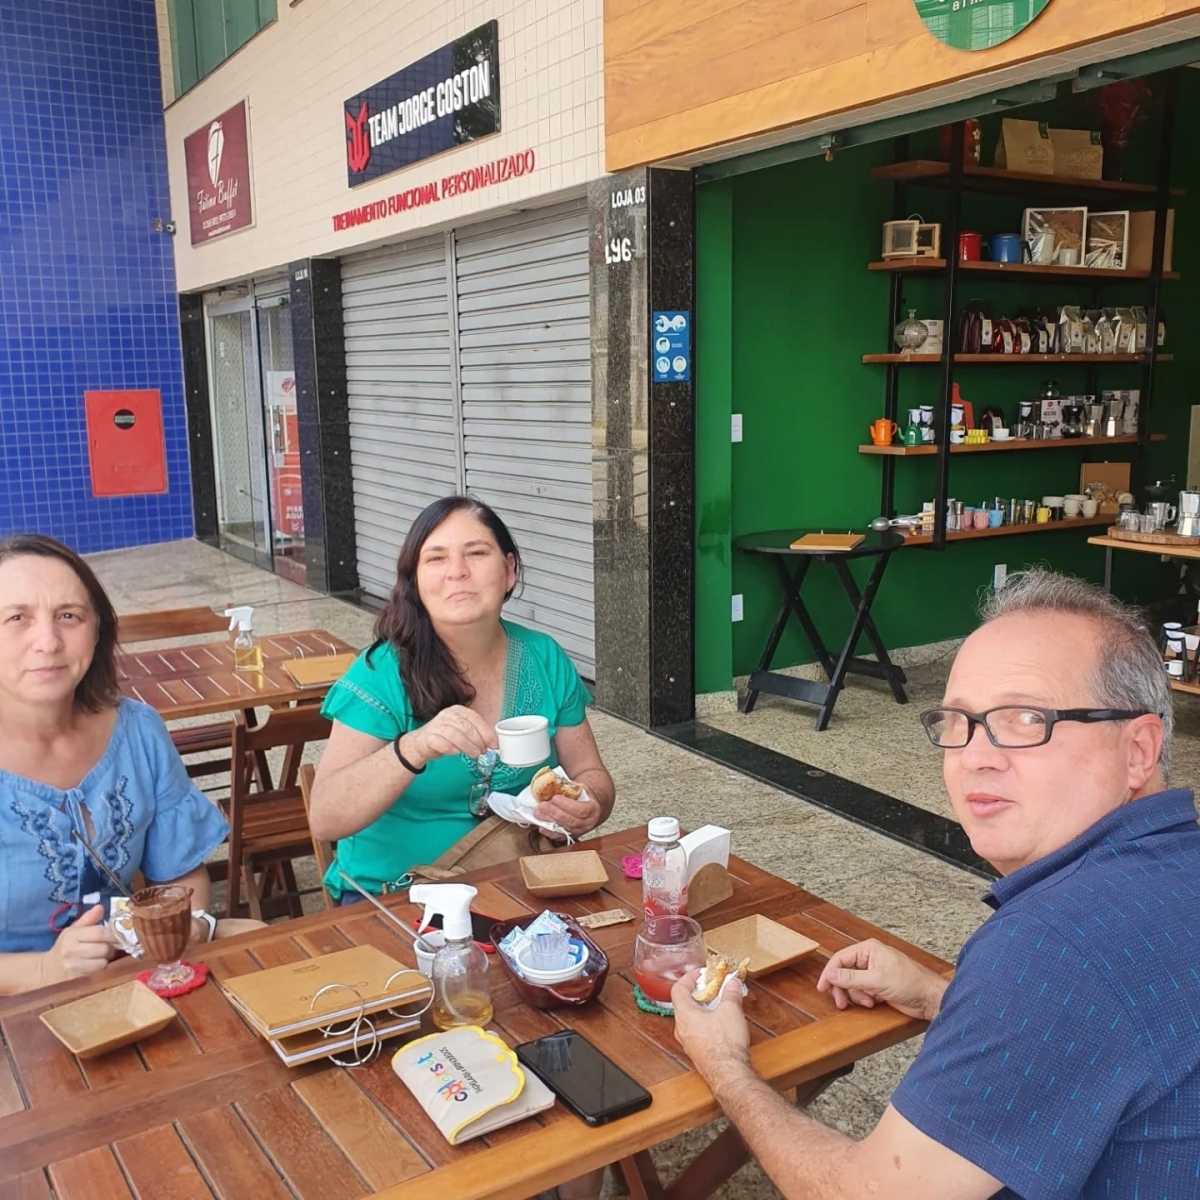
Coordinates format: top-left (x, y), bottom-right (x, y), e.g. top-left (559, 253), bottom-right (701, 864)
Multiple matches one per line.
top-left (788, 533), bottom-right (864, 551)
top-left (392, 1026), bottom-right (556, 1144)
top-left (281, 652), bottom-right (357, 688)
top-left (220, 945), bottom-right (430, 1039)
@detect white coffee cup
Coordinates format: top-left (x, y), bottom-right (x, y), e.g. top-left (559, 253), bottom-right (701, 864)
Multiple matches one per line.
top-left (1165, 659), bottom-right (1185, 678)
top-left (496, 715), bottom-right (551, 767)
top-left (991, 427), bottom-right (1010, 440)
top-left (1063, 497), bottom-right (1081, 517)
top-left (1080, 499), bottom-right (1098, 518)
top-left (1057, 248), bottom-right (1080, 267)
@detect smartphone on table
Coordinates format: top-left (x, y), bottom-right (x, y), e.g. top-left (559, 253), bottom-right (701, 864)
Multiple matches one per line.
top-left (516, 1030), bottom-right (652, 1127)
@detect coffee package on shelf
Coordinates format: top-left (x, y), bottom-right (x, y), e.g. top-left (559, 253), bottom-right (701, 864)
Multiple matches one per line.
top-left (1130, 307), bottom-right (1149, 352)
top-left (994, 119), bottom-right (1054, 174)
top-left (1095, 311), bottom-right (1117, 355)
top-left (1059, 306), bottom-right (1085, 353)
top-left (1082, 311), bottom-right (1101, 356)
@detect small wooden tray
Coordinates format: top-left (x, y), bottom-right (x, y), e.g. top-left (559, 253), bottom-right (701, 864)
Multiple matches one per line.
top-left (703, 915), bottom-right (821, 979)
top-left (40, 981), bottom-right (177, 1059)
top-left (1106, 525), bottom-right (1200, 546)
top-left (519, 850), bottom-right (610, 898)
top-left (789, 533), bottom-right (864, 551)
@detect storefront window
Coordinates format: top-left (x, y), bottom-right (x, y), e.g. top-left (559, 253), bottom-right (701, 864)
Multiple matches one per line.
top-left (169, 0), bottom-right (277, 97)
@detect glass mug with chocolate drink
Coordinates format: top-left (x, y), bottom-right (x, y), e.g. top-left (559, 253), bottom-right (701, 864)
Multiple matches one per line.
top-left (130, 885), bottom-right (197, 992)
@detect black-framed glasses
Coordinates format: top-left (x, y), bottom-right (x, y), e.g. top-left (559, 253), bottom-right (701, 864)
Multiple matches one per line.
top-left (920, 706), bottom-right (1154, 749)
top-left (467, 749), bottom-right (499, 818)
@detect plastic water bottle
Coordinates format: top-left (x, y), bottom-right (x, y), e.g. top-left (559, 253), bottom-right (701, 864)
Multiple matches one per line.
top-left (642, 817), bottom-right (688, 919)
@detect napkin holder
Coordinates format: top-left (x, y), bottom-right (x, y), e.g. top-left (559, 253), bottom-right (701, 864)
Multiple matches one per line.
top-left (392, 1025), bottom-right (556, 1144)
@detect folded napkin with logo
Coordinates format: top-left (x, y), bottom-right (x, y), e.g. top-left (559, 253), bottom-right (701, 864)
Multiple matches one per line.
top-left (392, 1025), bottom-right (555, 1144)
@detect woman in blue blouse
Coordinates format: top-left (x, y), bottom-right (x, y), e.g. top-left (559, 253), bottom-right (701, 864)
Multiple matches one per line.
top-left (0, 535), bottom-right (229, 995)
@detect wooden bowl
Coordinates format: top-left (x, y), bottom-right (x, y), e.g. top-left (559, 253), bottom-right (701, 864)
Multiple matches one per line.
top-left (40, 980), bottom-right (177, 1059)
top-left (491, 914), bottom-right (609, 1009)
top-left (519, 850), bottom-right (609, 898)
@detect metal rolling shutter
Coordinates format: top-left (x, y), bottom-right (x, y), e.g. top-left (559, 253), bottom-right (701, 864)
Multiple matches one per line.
top-left (342, 237), bottom-right (458, 600)
top-left (454, 200), bottom-right (595, 678)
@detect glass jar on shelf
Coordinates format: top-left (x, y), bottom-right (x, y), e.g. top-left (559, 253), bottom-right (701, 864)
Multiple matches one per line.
top-left (893, 310), bottom-right (929, 353)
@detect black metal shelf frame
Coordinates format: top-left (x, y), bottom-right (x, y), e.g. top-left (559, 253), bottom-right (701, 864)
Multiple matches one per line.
top-left (876, 74), bottom-right (1179, 549)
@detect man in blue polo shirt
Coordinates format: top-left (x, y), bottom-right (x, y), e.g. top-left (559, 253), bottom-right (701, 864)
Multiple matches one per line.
top-left (673, 568), bottom-right (1200, 1198)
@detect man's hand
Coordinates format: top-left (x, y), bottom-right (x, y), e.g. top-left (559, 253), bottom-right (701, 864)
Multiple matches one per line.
top-left (817, 939), bottom-right (948, 1021)
top-left (671, 968), bottom-right (752, 1086)
top-left (42, 905), bottom-right (116, 985)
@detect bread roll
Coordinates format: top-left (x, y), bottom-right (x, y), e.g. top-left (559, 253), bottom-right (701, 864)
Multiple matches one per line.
top-left (531, 766), bottom-right (584, 803)
top-left (691, 953), bottom-right (750, 1004)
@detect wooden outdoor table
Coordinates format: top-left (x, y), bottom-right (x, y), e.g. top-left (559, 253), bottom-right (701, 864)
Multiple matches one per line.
top-left (117, 630), bottom-right (356, 721)
top-left (1088, 532), bottom-right (1200, 591)
top-left (0, 827), bottom-right (949, 1200)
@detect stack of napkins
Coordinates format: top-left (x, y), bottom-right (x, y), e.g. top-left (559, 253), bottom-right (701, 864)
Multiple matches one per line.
top-left (393, 1025), bottom-right (555, 1144)
top-left (219, 945), bottom-right (431, 1067)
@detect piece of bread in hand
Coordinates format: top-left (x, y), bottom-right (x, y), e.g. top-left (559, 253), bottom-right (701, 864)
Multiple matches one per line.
top-left (691, 952), bottom-right (751, 1004)
top-left (531, 766), bottom-right (584, 803)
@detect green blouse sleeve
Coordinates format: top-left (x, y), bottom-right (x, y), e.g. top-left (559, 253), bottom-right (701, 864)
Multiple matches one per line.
top-left (546, 637), bottom-right (590, 728)
top-left (320, 643), bottom-right (413, 741)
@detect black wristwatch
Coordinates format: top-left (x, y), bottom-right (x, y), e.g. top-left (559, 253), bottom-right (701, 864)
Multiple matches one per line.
top-left (393, 733), bottom-right (426, 775)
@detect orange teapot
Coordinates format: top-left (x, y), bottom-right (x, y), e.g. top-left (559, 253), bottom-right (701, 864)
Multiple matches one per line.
top-left (869, 418), bottom-right (898, 446)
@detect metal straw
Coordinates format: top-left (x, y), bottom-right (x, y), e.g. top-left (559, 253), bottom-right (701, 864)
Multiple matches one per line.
top-left (338, 871), bottom-right (418, 942)
top-left (70, 827), bottom-right (133, 897)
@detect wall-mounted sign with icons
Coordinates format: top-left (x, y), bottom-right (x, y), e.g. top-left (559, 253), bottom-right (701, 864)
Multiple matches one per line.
top-left (652, 311), bottom-right (690, 382)
top-left (914, 0), bottom-right (1051, 50)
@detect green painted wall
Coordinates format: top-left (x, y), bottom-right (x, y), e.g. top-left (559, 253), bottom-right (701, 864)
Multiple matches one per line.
top-left (695, 75), bottom-right (1199, 689)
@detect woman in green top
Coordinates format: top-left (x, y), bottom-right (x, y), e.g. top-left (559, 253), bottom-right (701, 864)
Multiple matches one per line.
top-left (310, 495), bottom-right (616, 900)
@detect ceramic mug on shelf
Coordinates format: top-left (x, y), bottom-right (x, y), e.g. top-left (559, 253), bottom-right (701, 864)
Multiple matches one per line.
top-left (1036, 507), bottom-right (1051, 524)
top-left (869, 418), bottom-right (898, 446)
top-left (987, 508), bottom-right (1004, 528)
top-left (973, 510), bottom-right (990, 530)
top-left (1057, 248), bottom-right (1080, 267)
top-left (1080, 499), bottom-right (1099, 518)
top-left (991, 426), bottom-right (1011, 441)
top-left (1063, 497), bottom-right (1081, 518)
top-left (989, 233), bottom-right (1023, 264)
top-left (950, 428), bottom-right (965, 444)
top-left (1166, 659), bottom-right (1185, 678)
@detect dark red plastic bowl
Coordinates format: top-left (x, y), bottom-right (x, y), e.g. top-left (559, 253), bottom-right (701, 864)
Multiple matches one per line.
top-left (490, 913), bottom-right (609, 1009)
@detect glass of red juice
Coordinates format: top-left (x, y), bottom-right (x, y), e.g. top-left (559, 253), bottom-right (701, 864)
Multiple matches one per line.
top-left (633, 916), bottom-right (706, 1010)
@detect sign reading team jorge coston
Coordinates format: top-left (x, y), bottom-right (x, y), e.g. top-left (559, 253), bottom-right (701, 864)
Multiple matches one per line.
top-left (344, 21), bottom-right (500, 187)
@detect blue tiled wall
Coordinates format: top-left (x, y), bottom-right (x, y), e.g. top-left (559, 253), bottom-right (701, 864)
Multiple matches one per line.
top-left (0, 0), bottom-right (192, 552)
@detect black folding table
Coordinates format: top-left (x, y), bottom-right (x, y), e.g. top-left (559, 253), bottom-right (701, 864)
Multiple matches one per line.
top-left (735, 528), bottom-right (908, 730)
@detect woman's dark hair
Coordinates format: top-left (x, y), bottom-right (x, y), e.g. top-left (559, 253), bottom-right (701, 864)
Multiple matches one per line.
top-left (0, 534), bottom-right (119, 712)
top-left (372, 496), bottom-right (522, 721)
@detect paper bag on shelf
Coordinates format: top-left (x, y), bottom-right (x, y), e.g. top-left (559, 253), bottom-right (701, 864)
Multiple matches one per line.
top-left (392, 1026), bottom-right (555, 1145)
top-left (1048, 128), bottom-right (1103, 179)
top-left (994, 119), bottom-right (1054, 175)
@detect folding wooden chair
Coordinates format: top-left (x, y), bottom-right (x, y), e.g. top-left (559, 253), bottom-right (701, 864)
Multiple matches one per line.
top-left (222, 706), bottom-right (332, 920)
top-left (116, 606), bottom-right (228, 645)
top-left (298, 763), bottom-right (336, 910)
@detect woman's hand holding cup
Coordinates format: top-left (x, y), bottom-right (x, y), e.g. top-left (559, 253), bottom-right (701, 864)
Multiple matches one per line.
top-left (398, 706), bottom-right (497, 770)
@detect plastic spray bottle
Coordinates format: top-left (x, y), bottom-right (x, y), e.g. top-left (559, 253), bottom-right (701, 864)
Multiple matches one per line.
top-left (225, 606), bottom-right (262, 671)
top-left (410, 883), bottom-right (492, 1030)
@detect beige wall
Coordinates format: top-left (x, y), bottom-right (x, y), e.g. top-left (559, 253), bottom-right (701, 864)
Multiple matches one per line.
top-left (604, 0), bottom-right (1200, 169)
top-left (160, 0), bottom-right (605, 293)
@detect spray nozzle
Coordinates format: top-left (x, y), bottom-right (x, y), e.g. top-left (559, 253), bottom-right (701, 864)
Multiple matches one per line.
top-left (225, 605), bottom-right (254, 633)
top-left (409, 883), bottom-right (478, 943)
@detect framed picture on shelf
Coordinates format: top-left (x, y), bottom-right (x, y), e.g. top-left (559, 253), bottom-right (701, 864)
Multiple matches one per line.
top-left (1022, 206), bottom-right (1087, 266)
top-left (1085, 210), bottom-right (1130, 270)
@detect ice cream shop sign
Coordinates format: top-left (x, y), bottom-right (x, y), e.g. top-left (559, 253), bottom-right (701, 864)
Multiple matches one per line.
top-left (914, 0), bottom-right (1051, 50)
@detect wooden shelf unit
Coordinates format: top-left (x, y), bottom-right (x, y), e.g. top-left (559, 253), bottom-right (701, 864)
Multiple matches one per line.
top-left (863, 353), bottom-right (1172, 365)
top-left (902, 514), bottom-right (1113, 546)
top-left (869, 160), bottom-right (1184, 200)
top-left (868, 258), bottom-right (1179, 282)
top-left (858, 433), bottom-right (1163, 457)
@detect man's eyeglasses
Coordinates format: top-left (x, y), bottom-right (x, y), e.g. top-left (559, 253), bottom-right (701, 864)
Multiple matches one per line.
top-left (468, 749), bottom-right (499, 818)
top-left (920, 706), bottom-right (1154, 749)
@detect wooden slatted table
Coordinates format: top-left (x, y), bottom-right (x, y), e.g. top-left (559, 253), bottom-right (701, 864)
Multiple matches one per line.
top-left (117, 630), bottom-right (356, 721)
top-left (0, 827), bottom-right (949, 1200)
